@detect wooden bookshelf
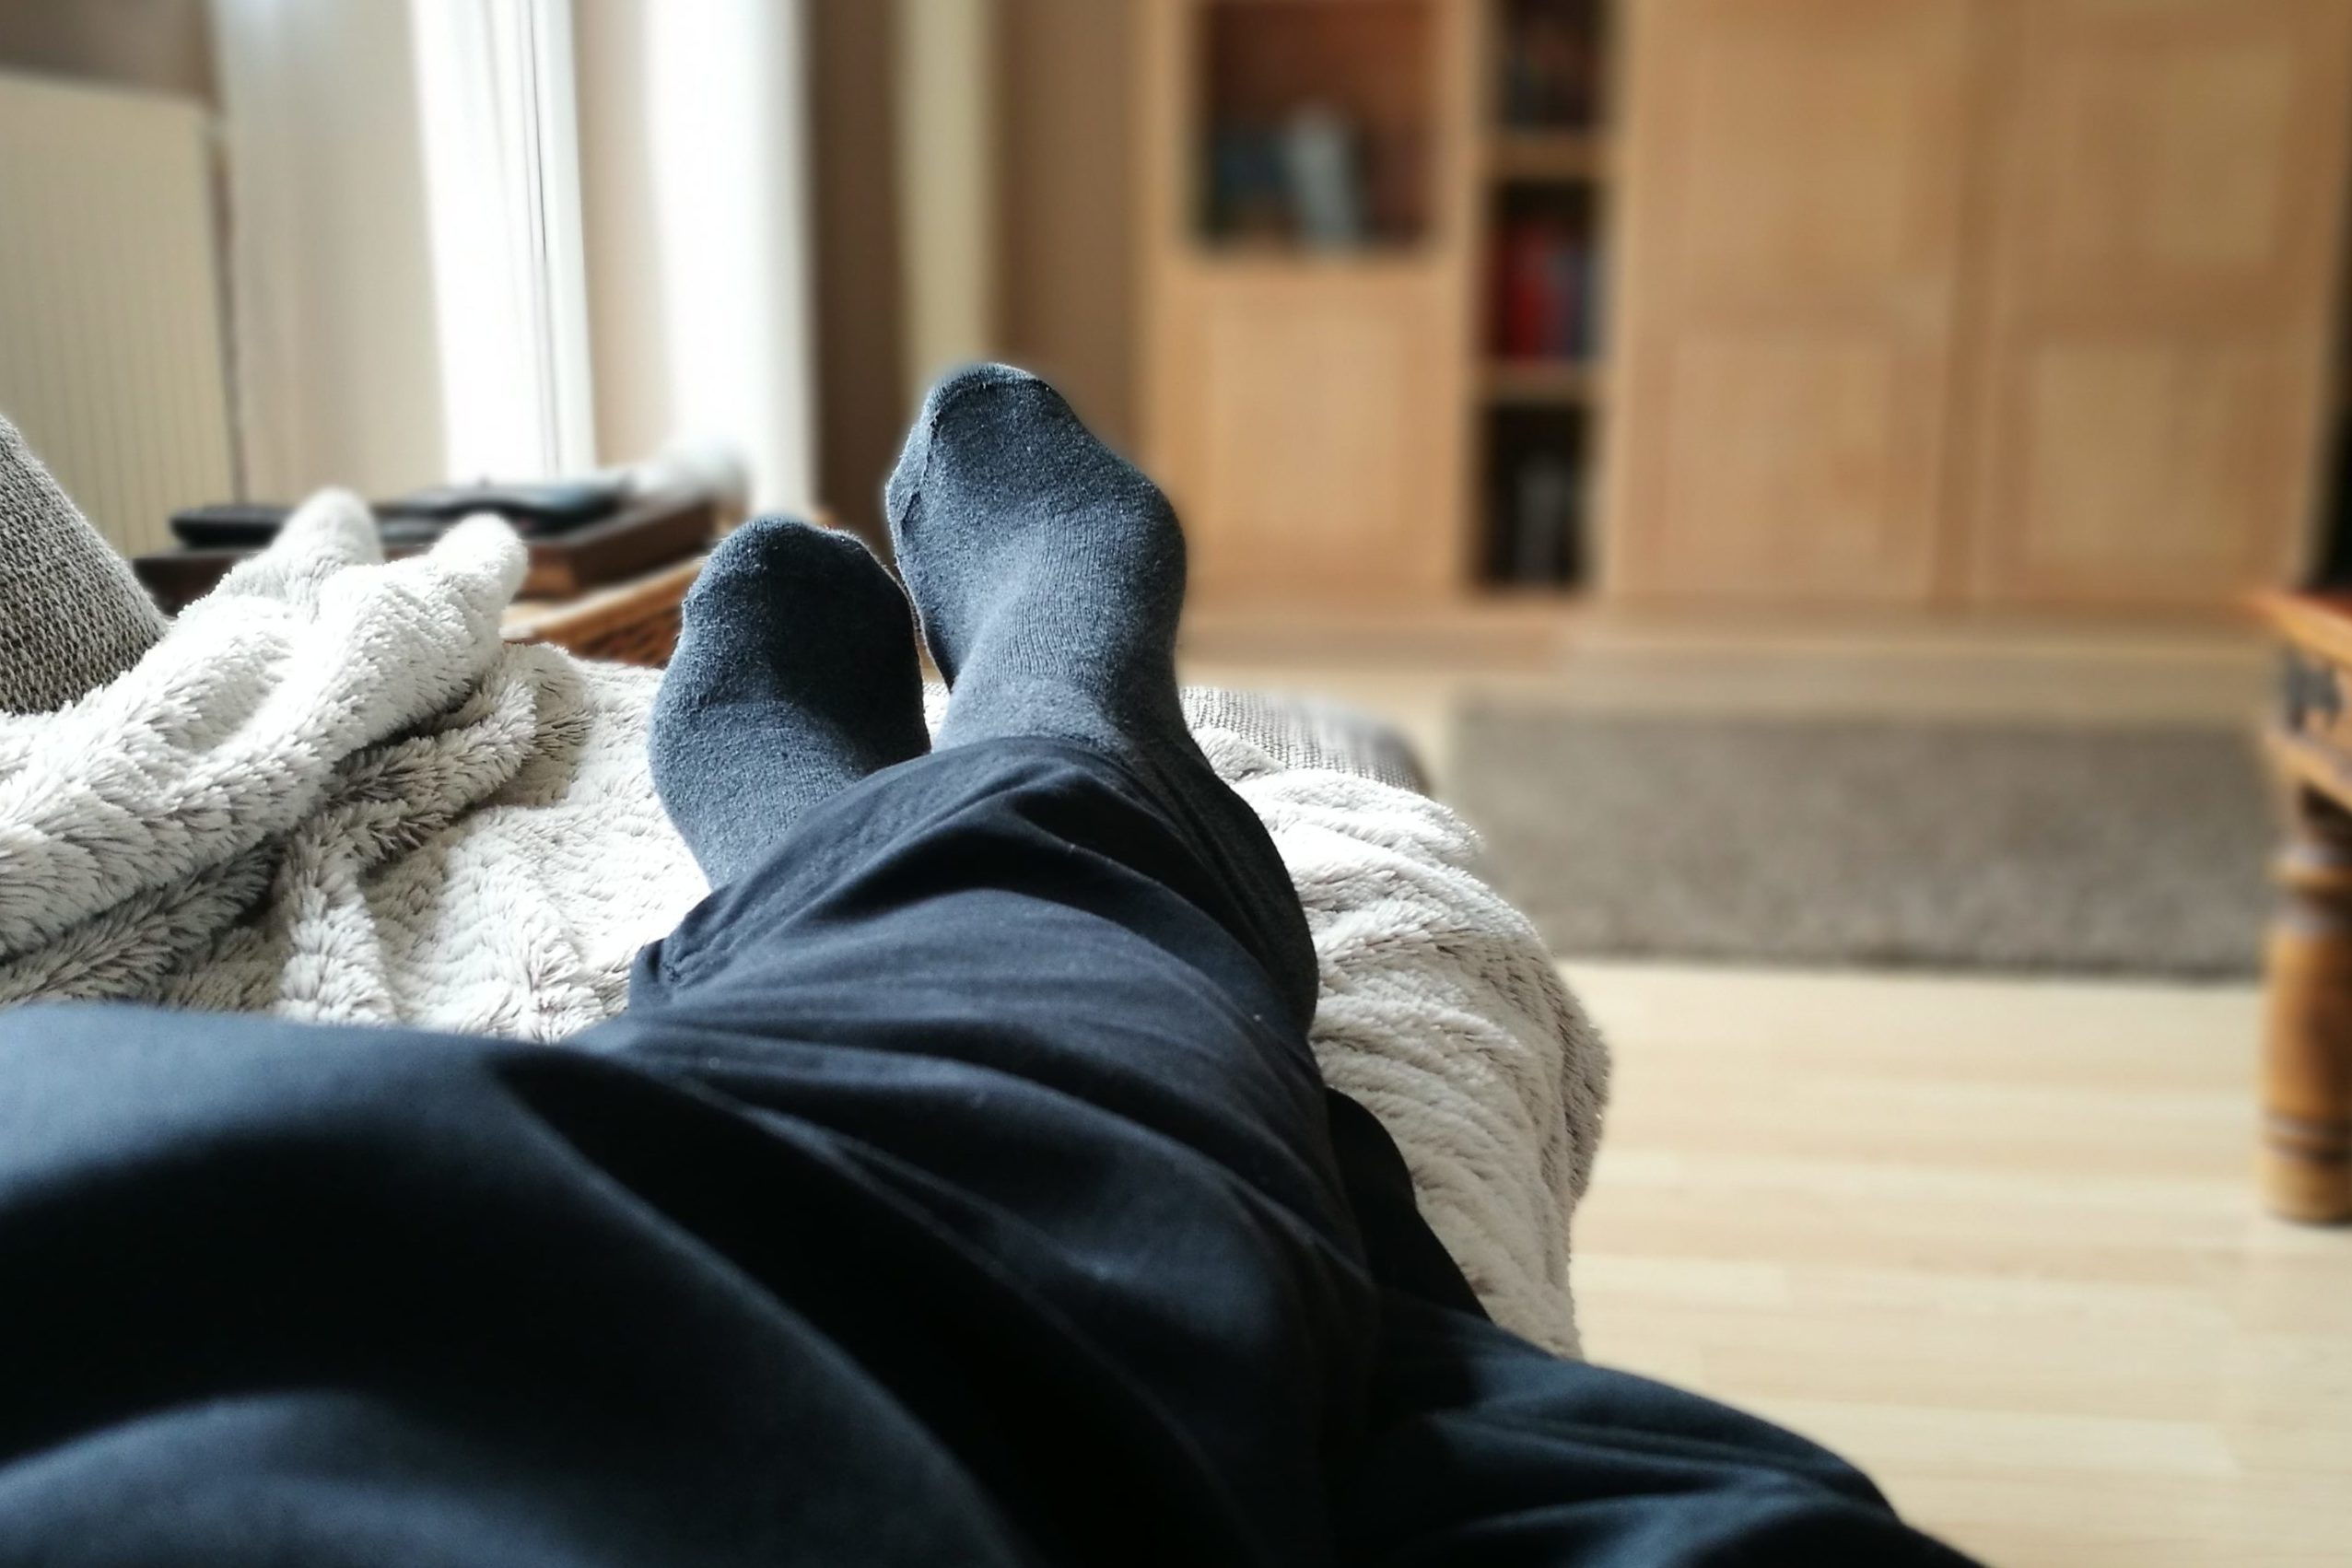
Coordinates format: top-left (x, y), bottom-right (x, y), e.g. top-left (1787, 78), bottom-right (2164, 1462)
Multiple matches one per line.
top-left (1141, 0), bottom-right (2352, 615)
top-left (1475, 0), bottom-right (1613, 592)
top-left (1140, 0), bottom-right (1474, 603)
top-left (1140, 0), bottom-right (1615, 604)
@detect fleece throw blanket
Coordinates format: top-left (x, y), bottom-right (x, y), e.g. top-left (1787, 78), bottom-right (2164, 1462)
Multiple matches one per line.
top-left (0, 497), bottom-right (1606, 1354)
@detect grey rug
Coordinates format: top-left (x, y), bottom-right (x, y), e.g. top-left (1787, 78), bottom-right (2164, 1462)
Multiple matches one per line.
top-left (1450, 708), bottom-right (2276, 977)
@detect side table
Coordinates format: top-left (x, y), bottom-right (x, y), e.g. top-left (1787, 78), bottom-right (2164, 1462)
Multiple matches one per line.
top-left (502, 556), bottom-right (703, 666)
top-left (2255, 590), bottom-right (2352, 1222)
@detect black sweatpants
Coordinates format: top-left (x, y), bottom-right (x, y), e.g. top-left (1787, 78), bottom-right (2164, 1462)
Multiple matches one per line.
top-left (0, 739), bottom-right (1974, 1565)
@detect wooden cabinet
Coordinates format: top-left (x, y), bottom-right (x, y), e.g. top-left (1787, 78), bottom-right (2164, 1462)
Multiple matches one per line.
top-left (1139, 0), bottom-right (1477, 603)
top-left (1151, 262), bottom-right (1467, 599)
top-left (1603, 0), bottom-right (2352, 608)
top-left (1135, 0), bottom-right (2352, 612)
top-left (1606, 0), bottom-right (1974, 601)
top-left (1958, 0), bottom-right (2352, 606)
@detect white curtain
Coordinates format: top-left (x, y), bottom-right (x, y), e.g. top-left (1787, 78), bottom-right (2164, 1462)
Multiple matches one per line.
top-left (409, 0), bottom-right (596, 482)
top-left (213, 0), bottom-right (817, 509)
top-left (573, 0), bottom-right (819, 514)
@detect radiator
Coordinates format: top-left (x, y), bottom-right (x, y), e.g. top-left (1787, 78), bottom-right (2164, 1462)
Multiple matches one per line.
top-left (0, 70), bottom-right (234, 557)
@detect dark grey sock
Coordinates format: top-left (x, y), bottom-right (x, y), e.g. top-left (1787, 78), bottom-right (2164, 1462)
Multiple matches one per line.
top-left (883, 364), bottom-right (1189, 761)
top-left (883, 366), bottom-right (1320, 1026)
top-left (649, 516), bottom-right (930, 885)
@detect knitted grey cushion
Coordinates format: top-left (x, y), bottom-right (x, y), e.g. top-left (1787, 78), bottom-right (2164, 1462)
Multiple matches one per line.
top-left (0, 415), bottom-right (167, 714)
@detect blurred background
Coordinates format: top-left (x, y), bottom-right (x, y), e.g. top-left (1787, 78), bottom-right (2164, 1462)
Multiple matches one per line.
top-left (5, 0), bottom-right (2346, 624)
top-left (4, 1), bottom-right (2350, 1561)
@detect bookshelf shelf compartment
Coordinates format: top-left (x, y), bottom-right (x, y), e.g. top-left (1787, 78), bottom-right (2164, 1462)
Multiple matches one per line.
top-left (1144, 0), bottom-right (1621, 604)
top-left (1494, 0), bottom-right (1607, 135)
top-left (1478, 0), bottom-right (1609, 598)
top-left (1487, 359), bottom-right (1603, 406)
top-left (1481, 404), bottom-right (1590, 591)
top-left (1491, 133), bottom-right (1610, 184)
top-left (1196, 0), bottom-right (1436, 252)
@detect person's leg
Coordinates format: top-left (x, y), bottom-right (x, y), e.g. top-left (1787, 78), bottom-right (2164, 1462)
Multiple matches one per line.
top-left (1334, 1299), bottom-right (1982, 1567)
top-left (0, 1005), bottom-right (1043, 1568)
top-left (0, 366), bottom-right (1972, 1566)
top-left (883, 363), bottom-right (1318, 1024)
top-left (1321, 1094), bottom-right (1979, 1566)
top-left (618, 364), bottom-right (1974, 1565)
top-left (883, 365), bottom-right (1971, 1562)
top-left (587, 406), bottom-right (1375, 1555)
top-left (0, 433), bottom-right (1367, 1565)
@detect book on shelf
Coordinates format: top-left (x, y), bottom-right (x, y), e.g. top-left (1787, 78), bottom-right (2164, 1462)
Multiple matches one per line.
top-left (1206, 106), bottom-right (1401, 251)
top-left (1506, 451), bottom-right (1582, 587)
top-left (1499, 0), bottom-right (1603, 131)
top-left (1493, 217), bottom-right (1600, 362)
top-left (1281, 107), bottom-right (1365, 250)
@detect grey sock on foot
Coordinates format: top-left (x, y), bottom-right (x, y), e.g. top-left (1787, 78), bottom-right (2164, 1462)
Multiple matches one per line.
top-left (883, 364), bottom-right (1190, 762)
top-left (649, 516), bottom-right (930, 885)
top-left (883, 366), bottom-right (1320, 1025)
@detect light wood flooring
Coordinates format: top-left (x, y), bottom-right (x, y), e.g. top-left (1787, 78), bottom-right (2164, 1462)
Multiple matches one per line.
top-left (1184, 609), bottom-right (2348, 1567)
top-left (1567, 961), bottom-right (2343, 1568)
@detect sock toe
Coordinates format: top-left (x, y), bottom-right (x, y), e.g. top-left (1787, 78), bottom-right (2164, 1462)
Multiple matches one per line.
top-left (883, 363), bottom-right (1182, 704)
top-left (649, 517), bottom-right (930, 884)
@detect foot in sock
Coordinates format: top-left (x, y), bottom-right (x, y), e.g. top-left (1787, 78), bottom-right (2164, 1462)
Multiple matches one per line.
top-left (883, 364), bottom-right (1191, 763)
top-left (649, 516), bottom-right (930, 886)
top-left (883, 366), bottom-right (1320, 1026)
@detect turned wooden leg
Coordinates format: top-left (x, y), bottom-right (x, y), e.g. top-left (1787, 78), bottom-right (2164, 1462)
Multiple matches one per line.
top-left (2261, 787), bottom-right (2352, 1223)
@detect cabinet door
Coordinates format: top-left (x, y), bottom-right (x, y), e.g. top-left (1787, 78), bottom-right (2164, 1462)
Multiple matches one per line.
top-left (1152, 265), bottom-right (1465, 601)
top-left (1135, 0), bottom-right (1473, 605)
top-left (1604, 0), bottom-right (1975, 602)
top-left (1960, 0), bottom-right (2352, 607)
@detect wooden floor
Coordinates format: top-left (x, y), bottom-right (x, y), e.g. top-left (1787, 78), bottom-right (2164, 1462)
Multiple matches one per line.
top-left (1186, 613), bottom-right (2351, 1567)
top-left (1565, 962), bottom-right (2347, 1568)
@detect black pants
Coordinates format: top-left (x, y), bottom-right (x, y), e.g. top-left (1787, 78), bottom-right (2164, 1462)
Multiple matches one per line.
top-left (0, 740), bottom-right (1972, 1565)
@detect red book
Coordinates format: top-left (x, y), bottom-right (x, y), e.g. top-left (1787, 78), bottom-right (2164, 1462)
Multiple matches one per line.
top-left (1497, 219), bottom-right (1567, 359)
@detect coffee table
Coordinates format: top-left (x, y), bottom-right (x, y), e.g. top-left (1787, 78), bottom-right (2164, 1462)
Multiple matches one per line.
top-left (2255, 591), bottom-right (2352, 1222)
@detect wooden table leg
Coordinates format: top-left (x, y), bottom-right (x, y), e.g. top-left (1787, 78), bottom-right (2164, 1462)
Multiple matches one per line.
top-left (2261, 786), bottom-right (2352, 1223)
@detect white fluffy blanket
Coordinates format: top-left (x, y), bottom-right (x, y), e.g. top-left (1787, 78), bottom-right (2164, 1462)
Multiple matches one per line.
top-left (0, 498), bottom-right (1606, 1354)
